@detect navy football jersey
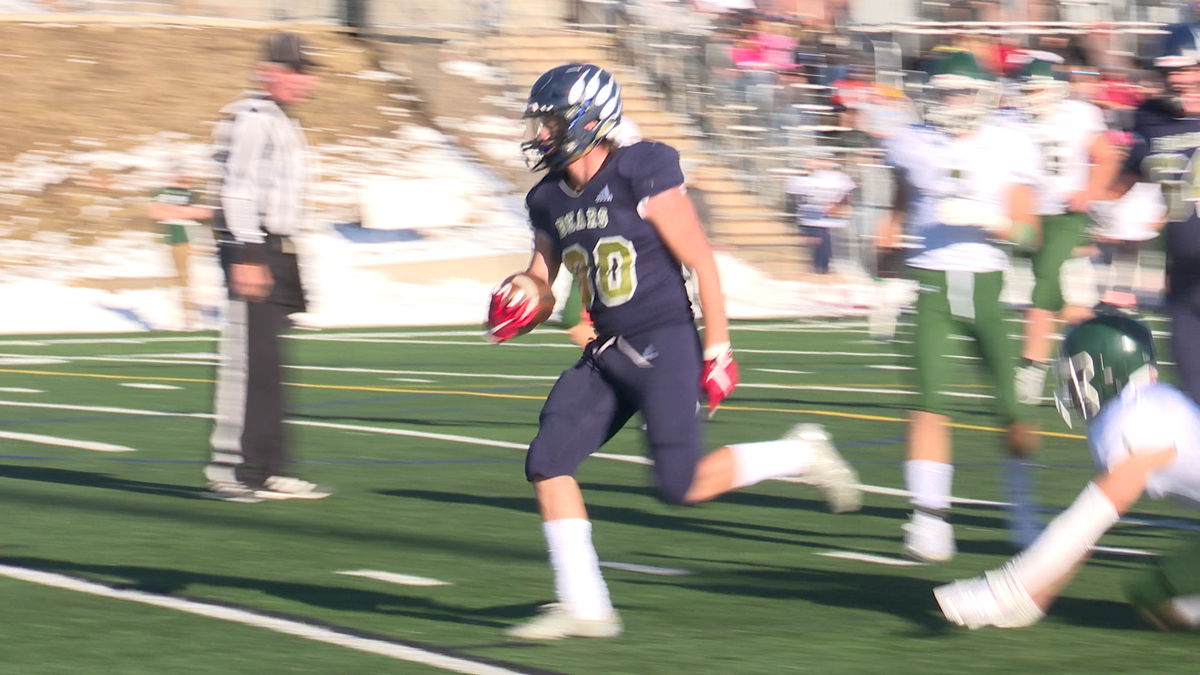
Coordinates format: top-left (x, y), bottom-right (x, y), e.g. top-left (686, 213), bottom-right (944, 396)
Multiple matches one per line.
top-left (526, 141), bottom-right (694, 336)
top-left (1125, 99), bottom-right (1200, 304)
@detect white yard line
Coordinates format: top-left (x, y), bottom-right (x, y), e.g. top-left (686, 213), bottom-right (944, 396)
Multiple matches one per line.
top-left (336, 570), bottom-right (452, 586)
top-left (4, 398), bottom-right (1195, 538)
top-left (599, 561), bottom-right (693, 576)
top-left (120, 383), bottom-right (183, 390)
top-left (752, 368), bottom-right (813, 375)
top-left (0, 564), bottom-right (528, 675)
top-left (1091, 545), bottom-right (1156, 557)
top-left (816, 551), bottom-right (923, 567)
top-left (0, 430), bottom-right (135, 453)
top-left (0, 387), bottom-right (43, 393)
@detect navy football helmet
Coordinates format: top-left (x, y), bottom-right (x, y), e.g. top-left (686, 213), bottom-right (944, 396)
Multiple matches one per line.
top-left (522, 63), bottom-right (623, 172)
top-left (1155, 23), bottom-right (1200, 116)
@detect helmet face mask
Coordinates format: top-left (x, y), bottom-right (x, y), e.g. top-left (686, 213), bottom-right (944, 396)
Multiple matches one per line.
top-left (1052, 314), bottom-right (1157, 428)
top-left (921, 52), bottom-right (997, 135)
top-left (923, 76), bottom-right (998, 135)
top-left (521, 63), bottom-right (622, 172)
top-left (1018, 78), bottom-right (1069, 121)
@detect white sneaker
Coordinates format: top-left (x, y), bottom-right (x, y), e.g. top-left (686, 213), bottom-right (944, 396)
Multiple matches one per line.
top-left (903, 510), bottom-right (956, 562)
top-left (204, 481), bottom-right (263, 503)
top-left (504, 603), bottom-right (622, 640)
top-left (1015, 362), bottom-right (1049, 406)
top-left (255, 476), bottom-right (333, 500)
top-left (786, 423), bottom-right (861, 513)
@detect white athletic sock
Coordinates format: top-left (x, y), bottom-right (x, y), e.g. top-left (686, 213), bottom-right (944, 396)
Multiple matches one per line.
top-left (905, 459), bottom-right (953, 512)
top-left (728, 439), bottom-right (810, 489)
top-left (543, 519), bottom-right (613, 620)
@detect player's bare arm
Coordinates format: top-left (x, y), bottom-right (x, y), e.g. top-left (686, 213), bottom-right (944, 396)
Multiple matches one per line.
top-left (1073, 132), bottom-right (1119, 212)
top-left (525, 230), bottom-right (561, 286)
top-left (644, 185), bottom-right (729, 350)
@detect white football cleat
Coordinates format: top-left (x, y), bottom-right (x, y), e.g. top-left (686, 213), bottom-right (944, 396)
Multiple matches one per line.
top-left (786, 423), bottom-right (861, 513)
top-left (255, 476), bottom-right (333, 500)
top-left (504, 604), bottom-right (622, 640)
top-left (935, 566), bottom-right (1044, 629)
top-left (903, 510), bottom-right (956, 562)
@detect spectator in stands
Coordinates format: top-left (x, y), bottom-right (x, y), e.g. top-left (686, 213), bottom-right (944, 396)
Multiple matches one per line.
top-left (785, 152), bottom-right (855, 276)
top-left (148, 167), bottom-right (211, 330)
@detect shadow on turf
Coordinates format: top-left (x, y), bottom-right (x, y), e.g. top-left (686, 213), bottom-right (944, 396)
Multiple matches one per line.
top-left (619, 564), bottom-right (953, 635)
top-left (0, 464), bottom-right (205, 500)
top-left (0, 556), bottom-right (532, 630)
top-left (291, 410), bottom-right (536, 429)
top-left (380, 486), bottom-right (936, 550)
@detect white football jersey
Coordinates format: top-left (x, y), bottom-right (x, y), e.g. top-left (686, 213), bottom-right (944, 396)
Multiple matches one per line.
top-left (1027, 99), bottom-right (1107, 215)
top-left (785, 169), bottom-right (855, 228)
top-left (1088, 382), bottom-right (1200, 507)
top-left (1090, 182), bottom-right (1166, 242)
top-left (885, 118), bottom-right (1041, 272)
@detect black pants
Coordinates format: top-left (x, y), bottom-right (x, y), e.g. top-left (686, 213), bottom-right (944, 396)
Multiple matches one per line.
top-left (1169, 300), bottom-right (1200, 407)
top-left (207, 236), bottom-right (305, 486)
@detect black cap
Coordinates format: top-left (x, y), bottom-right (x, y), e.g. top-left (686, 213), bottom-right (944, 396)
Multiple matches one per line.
top-left (262, 31), bottom-right (320, 72)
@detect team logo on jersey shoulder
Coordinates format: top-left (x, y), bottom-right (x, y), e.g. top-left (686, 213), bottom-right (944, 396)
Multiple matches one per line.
top-left (595, 185), bottom-right (613, 203)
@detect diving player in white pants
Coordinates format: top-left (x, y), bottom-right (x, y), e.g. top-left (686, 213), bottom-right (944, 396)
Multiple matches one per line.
top-left (936, 312), bottom-right (1200, 630)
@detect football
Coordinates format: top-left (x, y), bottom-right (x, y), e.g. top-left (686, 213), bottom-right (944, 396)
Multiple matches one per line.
top-left (499, 271), bottom-right (555, 336)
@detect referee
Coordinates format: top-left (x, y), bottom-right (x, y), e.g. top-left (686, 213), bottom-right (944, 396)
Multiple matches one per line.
top-left (205, 32), bottom-right (330, 502)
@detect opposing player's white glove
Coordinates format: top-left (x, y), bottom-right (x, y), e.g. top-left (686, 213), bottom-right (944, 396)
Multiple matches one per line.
top-left (934, 563), bottom-right (1045, 629)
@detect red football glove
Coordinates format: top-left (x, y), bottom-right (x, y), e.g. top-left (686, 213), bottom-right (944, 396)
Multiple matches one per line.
top-left (486, 280), bottom-right (540, 344)
top-left (701, 343), bottom-right (738, 418)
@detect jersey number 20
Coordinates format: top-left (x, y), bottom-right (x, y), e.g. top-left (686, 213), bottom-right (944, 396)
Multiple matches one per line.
top-left (562, 236), bottom-right (638, 309)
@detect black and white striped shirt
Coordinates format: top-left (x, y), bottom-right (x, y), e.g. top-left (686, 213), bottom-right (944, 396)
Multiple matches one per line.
top-left (212, 93), bottom-right (310, 248)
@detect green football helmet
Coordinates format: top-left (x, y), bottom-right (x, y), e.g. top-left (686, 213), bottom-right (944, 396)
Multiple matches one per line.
top-left (1054, 312), bottom-right (1157, 427)
top-left (922, 50), bottom-right (998, 135)
top-left (1015, 57), bottom-right (1069, 122)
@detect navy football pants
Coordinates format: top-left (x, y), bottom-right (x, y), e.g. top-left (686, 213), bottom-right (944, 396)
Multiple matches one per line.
top-left (525, 323), bottom-right (704, 505)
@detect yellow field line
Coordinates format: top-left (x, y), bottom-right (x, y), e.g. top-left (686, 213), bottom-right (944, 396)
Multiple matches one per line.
top-left (0, 367), bottom-right (1085, 440)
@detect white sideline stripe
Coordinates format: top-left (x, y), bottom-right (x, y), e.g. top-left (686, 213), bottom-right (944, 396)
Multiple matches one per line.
top-left (817, 551), bottom-right (923, 567)
top-left (120, 383), bottom-right (183, 390)
top-left (290, 330), bottom-right (557, 341)
top-left (840, 481), bottom-right (1011, 507)
top-left (744, 384), bottom-right (913, 395)
top-left (0, 400), bottom-right (213, 419)
top-left (295, 366), bottom-right (557, 382)
top-left (593, 452), bottom-right (651, 465)
top-left (0, 564), bottom-right (526, 675)
top-left (386, 378), bottom-right (436, 383)
top-left (600, 561), bottom-right (692, 576)
top-left (0, 430), bottom-right (136, 453)
top-left (753, 368), bottom-right (813, 375)
top-left (0, 337), bottom-right (207, 346)
top-left (11, 398), bottom-right (1197, 536)
top-left (1091, 545), bottom-right (1155, 557)
top-left (337, 570), bottom-right (452, 586)
top-left (0, 357), bottom-right (68, 365)
top-left (282, 338), bottom-right (579, 350)
top-left (288, 419), bottom-right (527, 450)
top-left (0, 387), bottom-right (43, 393)
top-left (739, 348), bottom-right (905, 358)
top-left (868, 365), bottom-right (913, 371)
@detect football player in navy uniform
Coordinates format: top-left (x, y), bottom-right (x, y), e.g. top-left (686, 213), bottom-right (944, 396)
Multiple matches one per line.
top-left (488, 63), bottom-right (862, 640)
top-left (1111, 23), bottom-right (1200, 406)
